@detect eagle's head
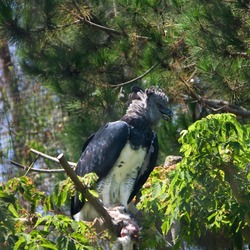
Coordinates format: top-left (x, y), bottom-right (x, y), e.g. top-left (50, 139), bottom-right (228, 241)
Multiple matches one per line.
top-left (126, 86), bottom-right (172, 126)
top-left (145, 86), bottom-right (173, 124)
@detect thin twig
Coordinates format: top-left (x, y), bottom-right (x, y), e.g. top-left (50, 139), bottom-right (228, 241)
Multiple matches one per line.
top-left (84, 19), bottom-right (124, 35)
top-left (113, 64), bottom-right (158, 88)
top-left (180, 69), bottom-right (202, 102)
top-left (24, 154), bottom-right (40, 176)
top-left (64, 3), bottom-right (124, 36)
top-left (10, 160), bottom-right (65, 173)
top-left (210, 104), bottom-right (228, 112)
top-left (186, 68), bottom-right (197, 83)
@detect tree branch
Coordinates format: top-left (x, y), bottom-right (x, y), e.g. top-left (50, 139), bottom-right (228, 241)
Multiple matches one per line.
top-left (202, 99), bottom-right (250, 118)
top-left (30, 148), bottom-right (77, 167)
top-left (10, 160), bottom-right (65, 173)
top-left (181, 74), bottom-right (250, 118)
top-left (57, 153), bottom-right (118, 236)
top-left (112, 63), bottom-right (158, 88)
top-left (64, 2), bottom-right (124, 37)
top-left (10, 148), bottom-right (76, 173)
top-left (10, 149), bottom-right (139, 244)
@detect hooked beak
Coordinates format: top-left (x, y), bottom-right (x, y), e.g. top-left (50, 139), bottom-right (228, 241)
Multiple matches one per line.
top-left (159, 107), bottom-right (173, 121)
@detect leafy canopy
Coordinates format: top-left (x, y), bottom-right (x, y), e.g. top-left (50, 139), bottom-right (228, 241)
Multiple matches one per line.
top-left (140, 113), bottom-right (250, 247)
top-left (1, 114), bottom-right (250, 249)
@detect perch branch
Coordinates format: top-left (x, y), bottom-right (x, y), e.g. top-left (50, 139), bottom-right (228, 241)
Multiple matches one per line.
top-left (57, 153), bottom-right (117, 235)
top-left (202, 99), bottom-right (250, 118)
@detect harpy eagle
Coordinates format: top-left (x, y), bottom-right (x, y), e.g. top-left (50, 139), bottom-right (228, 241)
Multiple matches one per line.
top-left (71, 86), bottom-right (172, 221)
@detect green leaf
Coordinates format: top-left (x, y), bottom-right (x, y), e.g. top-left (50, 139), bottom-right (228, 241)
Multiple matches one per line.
top-left (57, 188), bottom-right (67, 207)
top-left (68, 240), bottom-right (77, 250)
top-left (56, 236), bottom-right (68, 249)
top-left (151, 182), bottom-right (162, 199)
top-left (70, 232), bottom-right (90, 245)
top-left (34, 216), bottom-right (49, 228)
top-left (88, 189), bottom-right (99, 198)
top-left (13, 236), bottom-right (26, 250)
top-left (8, 203), bottom-right (19, 218)
top-left (161, 220), bottom-right (171, 234)
top-left (70, 220), bottom-right (78, 232)
top-left (39, 243), bottom-right (57, 250)
top-left (0, 200), bottom-right (16, 233)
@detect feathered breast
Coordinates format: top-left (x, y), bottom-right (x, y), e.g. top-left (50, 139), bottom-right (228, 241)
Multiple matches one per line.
top-left (97, 142), bottom-right (147, 207)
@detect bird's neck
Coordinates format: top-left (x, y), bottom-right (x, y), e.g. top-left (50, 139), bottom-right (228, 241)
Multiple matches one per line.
top-left (121, 101), bottom-right (152, 129)
top-left (121, 114), bottom-right (150, 130)
top-left (121, 99), bottom-right (156, 128)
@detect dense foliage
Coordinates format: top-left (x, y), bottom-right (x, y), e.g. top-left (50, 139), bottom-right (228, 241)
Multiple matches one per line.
top-left (0, 176), bottom-right (96, 249)
top-left (0, 0), bottom-right (249, 249)
top-left (1, 114), bottom-right (250, 249)
top-left (139, 114), bottom-right (250, 248)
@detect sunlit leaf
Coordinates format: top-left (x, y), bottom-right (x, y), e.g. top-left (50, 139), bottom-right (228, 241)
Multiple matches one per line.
top-left (8, 203), bottom-right (19, 218)
top-left (13, 236), bottom-right (25, 250)
top-left (151, 182), bottom-right (161, 199)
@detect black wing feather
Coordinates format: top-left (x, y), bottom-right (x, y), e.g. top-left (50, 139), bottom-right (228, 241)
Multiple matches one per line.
top-left (75, 121), bottom-right (130, 177)
top-left (71, 121), bottom-right (130, 216)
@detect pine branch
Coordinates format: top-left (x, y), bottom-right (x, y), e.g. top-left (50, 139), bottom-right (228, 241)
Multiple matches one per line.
top-left (181, 73), bottom-right (250, 118)
top-left (64, 1), bottom-right (148, 40)
top-left (64, 2), bottom-right (124, 36)
top-left (112, 64), bottom-right (158, 88)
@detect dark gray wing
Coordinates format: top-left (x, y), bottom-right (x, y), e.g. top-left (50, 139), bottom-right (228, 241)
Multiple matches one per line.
top-left (128, 133), bottom-right (158, 203)
top-left (75, 120), bottom-right (130, 177)
top-left (71, 121), bottom-right (130, 216)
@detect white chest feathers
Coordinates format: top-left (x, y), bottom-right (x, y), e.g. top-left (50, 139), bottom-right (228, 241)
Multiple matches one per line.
top-left (97, 143), bottom-right (147, 207)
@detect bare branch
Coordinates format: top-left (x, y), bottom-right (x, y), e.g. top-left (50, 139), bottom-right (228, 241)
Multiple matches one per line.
top-left (11, 148), bottom-right (77, 173)
top-left (226, 51), bottom-right (250, 59)
top-left (10, 160), bottom-right (65, 173)
top-left (30, 148), bottom-right (77, 167)
top-left (85, 19), bottom-right (123, 36)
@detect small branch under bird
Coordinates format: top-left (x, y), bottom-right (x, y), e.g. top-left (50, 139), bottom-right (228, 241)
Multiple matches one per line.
top-left (71, 86), bottom-right (173, 221)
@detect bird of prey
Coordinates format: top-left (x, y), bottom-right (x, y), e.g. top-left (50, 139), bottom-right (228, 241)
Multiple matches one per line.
top-left (71, 86), bottom-right (172, 221)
